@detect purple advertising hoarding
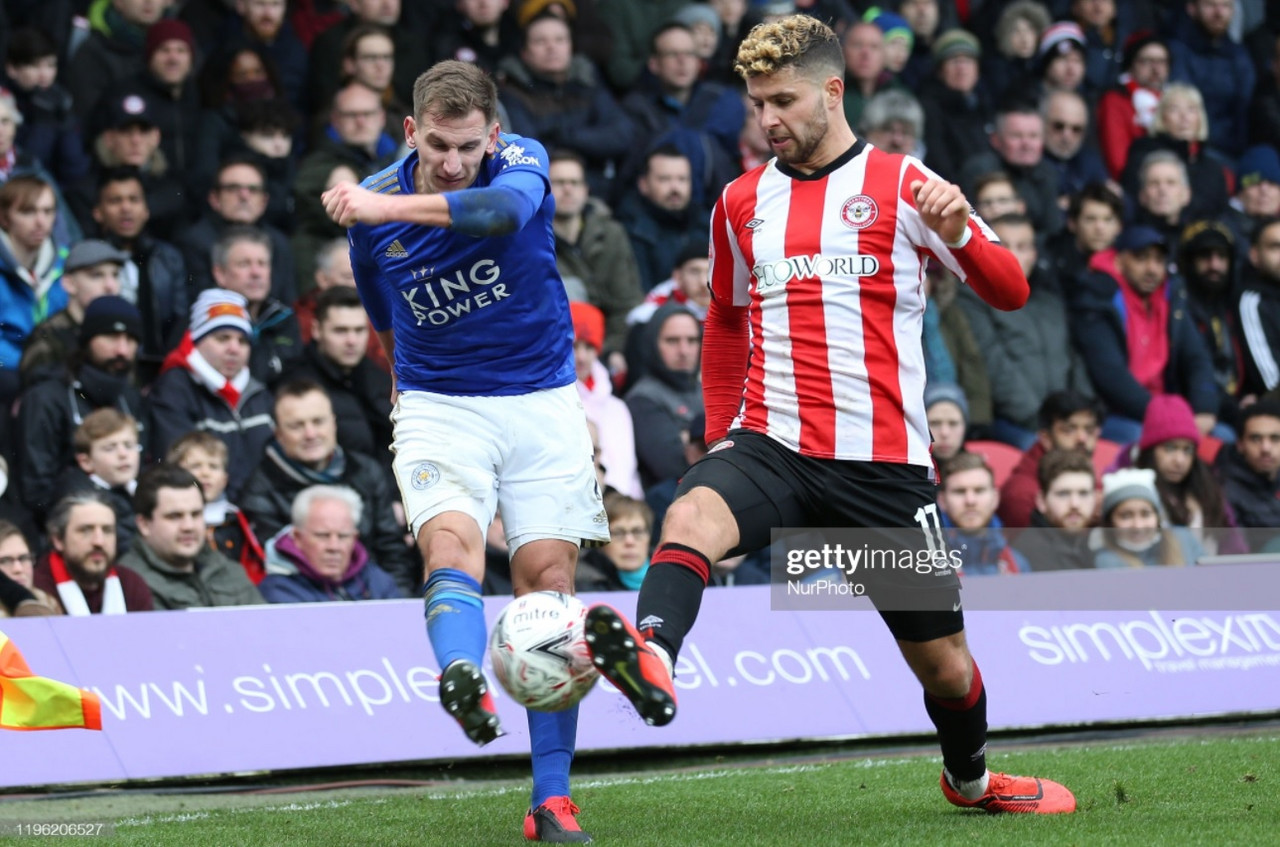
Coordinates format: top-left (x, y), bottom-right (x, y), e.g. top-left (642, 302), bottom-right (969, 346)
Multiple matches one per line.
top-left (2, 564), bottom-right (1278, 789)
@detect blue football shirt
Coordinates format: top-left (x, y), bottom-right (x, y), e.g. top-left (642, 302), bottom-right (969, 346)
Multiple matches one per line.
top-left (348, 133), bottom-right (576, 396)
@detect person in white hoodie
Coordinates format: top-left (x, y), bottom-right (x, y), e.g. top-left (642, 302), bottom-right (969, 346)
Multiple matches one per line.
top-left (571, 301), bottom-right (642, 497)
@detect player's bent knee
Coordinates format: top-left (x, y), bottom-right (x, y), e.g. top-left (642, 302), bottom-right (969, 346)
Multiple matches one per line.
top-left (918, 650), bottom-right (974, 697)
top-left (924, 660), bottom-right (973, 698)
top-left (661, 490), bottom-right (738, 554)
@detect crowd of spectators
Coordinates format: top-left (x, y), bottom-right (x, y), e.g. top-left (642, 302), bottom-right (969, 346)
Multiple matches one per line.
top-left (2, 0), bottom-right (1280, 617)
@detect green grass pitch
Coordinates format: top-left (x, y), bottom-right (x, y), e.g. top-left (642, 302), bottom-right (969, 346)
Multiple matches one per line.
top-left (0, 730), bottom-right (1275, 845)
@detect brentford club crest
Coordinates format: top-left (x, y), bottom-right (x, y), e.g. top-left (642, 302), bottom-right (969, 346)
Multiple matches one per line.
top-left (840, 195), bottom-right (878, 230)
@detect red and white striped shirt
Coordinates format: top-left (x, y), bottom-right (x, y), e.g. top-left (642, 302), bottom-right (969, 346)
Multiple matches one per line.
top-left (704, 140), bottom-right (1028, 466)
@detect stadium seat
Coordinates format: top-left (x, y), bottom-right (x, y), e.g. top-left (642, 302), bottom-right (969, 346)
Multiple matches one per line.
top-left (1092, 438), bottom-right (1124, 476)
top-left (964, 440), bottom-right (1024, 488)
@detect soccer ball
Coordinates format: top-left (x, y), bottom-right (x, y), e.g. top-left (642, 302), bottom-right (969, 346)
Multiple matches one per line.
top-left (489, 591), bottom-right (600, 712)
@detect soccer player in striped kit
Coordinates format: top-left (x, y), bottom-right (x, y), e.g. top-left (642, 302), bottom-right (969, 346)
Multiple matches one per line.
top-left (322, 61), bottom-right (607, 842)
top-left (585, 15), bottom-right (1077, 815)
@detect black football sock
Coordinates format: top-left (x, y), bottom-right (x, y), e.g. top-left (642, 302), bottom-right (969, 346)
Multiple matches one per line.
top-left (924, 660), bottom-right (989, 784)
top-left (635, 542), bottom-right (711, 663)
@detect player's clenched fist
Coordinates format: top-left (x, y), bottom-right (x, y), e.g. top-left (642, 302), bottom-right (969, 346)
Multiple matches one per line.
top-left (910, 178), bottom-right (970, 245)
top-left (322, 182), bottom-right (390, 228)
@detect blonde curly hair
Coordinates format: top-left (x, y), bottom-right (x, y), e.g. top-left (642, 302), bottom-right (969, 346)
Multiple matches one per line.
top-left (734, 14), bottom-right (843, 80)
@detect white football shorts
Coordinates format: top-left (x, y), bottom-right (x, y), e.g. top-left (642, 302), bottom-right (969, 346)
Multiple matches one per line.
top-left (391, 383), bottom-right (610, 552)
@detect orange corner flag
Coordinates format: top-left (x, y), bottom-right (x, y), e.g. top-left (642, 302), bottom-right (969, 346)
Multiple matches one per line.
top-left (0, 631), bottom-right (101, 731)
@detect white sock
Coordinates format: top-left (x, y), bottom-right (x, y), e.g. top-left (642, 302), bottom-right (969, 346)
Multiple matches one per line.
top-left (646, 640), bottom-right (675, 680)
top-left (946, 768), bottom-right (990, 800)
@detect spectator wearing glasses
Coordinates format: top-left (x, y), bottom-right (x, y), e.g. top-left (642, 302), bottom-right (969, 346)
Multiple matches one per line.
top-left (305, 0), bottom-right (431, 115)
top-left (178, 155), bottom-right (297, 305)
top-left (339, 24), bottom-right (408, 143)
top-left (0, 520), bottom-right (57, 616)
top-left (1041, 90), bottom-right (1110, 206)
top-left (229, 98), bottom-right (302, 234)
top-left (575, 493), bottom-right (653, 592)
top-left (300, 80), bottom-right (398, 187)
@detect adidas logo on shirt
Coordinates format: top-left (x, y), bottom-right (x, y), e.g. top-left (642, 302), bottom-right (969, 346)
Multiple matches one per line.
top-left (385, 239), bottom-right (408, 258)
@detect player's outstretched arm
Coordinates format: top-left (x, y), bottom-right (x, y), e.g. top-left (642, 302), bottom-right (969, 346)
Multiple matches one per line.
top-left (322, 182), bottom-right (452, 229)
top-left (323, 179), bottom-right (541, 238)
top-left (910, 177), bottom-right (1029, 312)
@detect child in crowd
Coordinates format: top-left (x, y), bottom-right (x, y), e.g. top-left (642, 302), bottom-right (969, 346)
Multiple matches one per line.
top-left (55, 408), bottom-right (141, 552)
top-left (166, 431), bottom-right (265, 584)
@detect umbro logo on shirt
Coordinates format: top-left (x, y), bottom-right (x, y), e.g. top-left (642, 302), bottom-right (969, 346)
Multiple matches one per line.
top-left (385, 239), bottom-right (408, 258)
top-left (745, 218), bottom-right (765, 229)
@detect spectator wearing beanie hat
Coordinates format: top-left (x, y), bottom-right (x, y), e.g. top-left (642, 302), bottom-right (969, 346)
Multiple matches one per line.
top-left (925, 383), bottom-right (969, 462)
top-left (1065, 0), bottom-right (1136, 97)
top-left (865, 8), bottom-right (915, 75)
top-left (918, 29), bottom-right (993, 182)
top-left (571, 301), bottom-right (643, 499)
top-left (64, 0), bottom-right (170, 126)
top-left (1097, 31), bottom-right (1170, 180)
top-left (77, 293), bottom-right (144, 351)
top-left (673, 3), bottom-right (723, 62)
top-left (1095, 467), bottom-right (1203, 568)
top-left (148, 289), bottom-right (274, 500)
top-left (116, 18), bottom-right (202, 192)
top-left (1129, 393), bottom-right (1248, 555)
top-left (1225, 145), bottom-right (1280, 246)
top-left (13, 295), bottom-right (147, 520)
top-left (1037, 21), bottom-right (1087, 95)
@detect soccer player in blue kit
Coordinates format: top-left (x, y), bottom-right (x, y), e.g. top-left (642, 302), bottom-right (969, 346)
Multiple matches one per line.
top-left (322, 61), bottom-right (608, 843)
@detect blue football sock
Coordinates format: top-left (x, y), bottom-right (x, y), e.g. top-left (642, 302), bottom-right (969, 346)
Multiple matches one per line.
top-left (423, 569), bottom-right (487, 670)
top-left (528, 705), bottom-right (578, 808)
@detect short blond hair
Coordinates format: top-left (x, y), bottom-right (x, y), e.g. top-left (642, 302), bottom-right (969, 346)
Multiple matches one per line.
top-left (166, 430), bottom-right (229, 468)
top-left (734, 14), bottom-right (843, 80)
top-left (1152, 83), bottom-right (1209, 142)
top-left (412, 60), bottom-right (498, 125)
